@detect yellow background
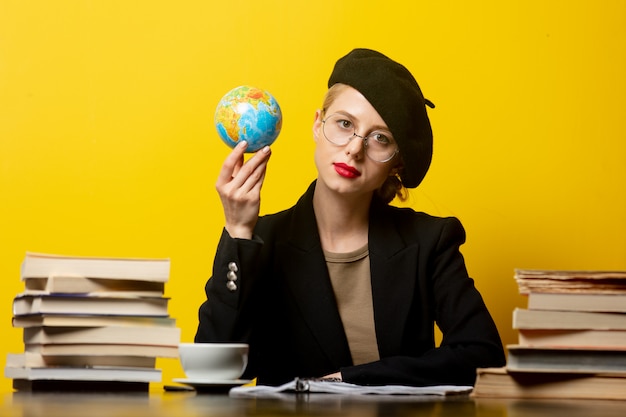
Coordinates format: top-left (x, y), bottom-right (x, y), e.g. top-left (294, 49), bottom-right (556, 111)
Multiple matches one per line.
top-left (1, 0), bottom-right (625, 393)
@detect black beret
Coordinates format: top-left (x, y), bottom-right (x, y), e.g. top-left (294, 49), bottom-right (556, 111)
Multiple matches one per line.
top-left (328, 48), bottom-right (434, 188)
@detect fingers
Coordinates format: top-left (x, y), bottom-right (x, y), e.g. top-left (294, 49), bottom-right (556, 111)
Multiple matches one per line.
top-left (248, 155), bottom-right (268, 195)
top-left (216, 141), bottom-right (272, 193)
top-left (216, 142), bottom-right (272, 240)
top-left (217, 141), bottom-right (247, 186)
top-left (238, 146), bottom-right (271, 193)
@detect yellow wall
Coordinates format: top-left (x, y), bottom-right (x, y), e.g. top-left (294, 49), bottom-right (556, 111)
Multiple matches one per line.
top-left (1, 1), bottom-right (625, 393)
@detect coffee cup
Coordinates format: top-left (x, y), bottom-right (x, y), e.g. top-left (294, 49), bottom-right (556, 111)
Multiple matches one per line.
top-left (178, 342), bottom-right (249, 381)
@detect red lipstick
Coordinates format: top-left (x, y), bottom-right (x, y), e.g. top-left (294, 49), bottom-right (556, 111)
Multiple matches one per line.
top-left (334, 163), bottom-right (361, 179)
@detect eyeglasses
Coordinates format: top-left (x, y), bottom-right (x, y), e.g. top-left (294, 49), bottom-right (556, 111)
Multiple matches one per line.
top-left (321, 113), bottom-right (399, 162)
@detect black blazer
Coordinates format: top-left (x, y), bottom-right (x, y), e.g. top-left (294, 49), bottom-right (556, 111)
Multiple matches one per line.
top-left (196, 182), bottom-right (505, 386)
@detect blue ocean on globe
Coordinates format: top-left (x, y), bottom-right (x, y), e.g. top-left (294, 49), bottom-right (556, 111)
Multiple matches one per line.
top-left (214, 85), bottom-right (282, 153)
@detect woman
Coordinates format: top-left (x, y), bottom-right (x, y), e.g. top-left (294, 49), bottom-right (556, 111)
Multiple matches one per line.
top-left (195, 48), bottom-right (505, 386)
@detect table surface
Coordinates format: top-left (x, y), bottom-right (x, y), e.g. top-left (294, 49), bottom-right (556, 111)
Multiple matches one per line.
top-left (2, 390), bottom-right (626, 417)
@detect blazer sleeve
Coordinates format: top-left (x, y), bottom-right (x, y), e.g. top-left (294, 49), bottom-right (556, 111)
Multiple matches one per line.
top-left (194, 228), bottom-right (263, 343)
top-left (340, 217), bottom-right (506, 386)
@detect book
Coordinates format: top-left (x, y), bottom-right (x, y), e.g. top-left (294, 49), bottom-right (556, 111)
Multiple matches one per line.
top-left (527, 292), bottom-right (626, 313)
top-left (6, 352), bottom-right (156, 368)
top-left (25, 343), bottom-right (179, 358)
top-left (515, 269), bottom-right (626, 294)
top-left (517, 328), bottom-right (626, 349)
top-left (23, 325), bottom-right (181, 346)
top-left (230, 377), bottom-right (473, 397)
top-left (4, 365), bottom-right (162, 383)
top-left (506, 345), bottom-right (626, 373)
top-left (21, 252), bottom-right (170, 282)
top-left (512, 307), bottom-right (626, 330)
top-left (485, 268), bottom-right (626, 399)
top-left (23, 276), bottom-right (164, 296)
top-left (12, 314), bottom-right (177, 328)
top-left (472, 367), bottom-right (626, 400)
top-left (11, 379), bottom-right (149, 392)
top-left (7, 252), bottom-right (179, 392)
top-left (13, 294), bottom-right (170, 317)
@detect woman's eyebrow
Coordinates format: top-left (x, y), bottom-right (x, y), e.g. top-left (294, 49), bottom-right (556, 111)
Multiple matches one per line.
top-left (329, 110), bottom-right (392, 133)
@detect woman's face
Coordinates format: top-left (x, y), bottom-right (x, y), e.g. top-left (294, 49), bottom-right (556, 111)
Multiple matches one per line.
top-left (312, 85), bottom-right (398, 199)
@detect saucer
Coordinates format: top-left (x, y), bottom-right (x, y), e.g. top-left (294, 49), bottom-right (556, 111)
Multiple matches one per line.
top-left (172, 378), bottom-right (252, 392)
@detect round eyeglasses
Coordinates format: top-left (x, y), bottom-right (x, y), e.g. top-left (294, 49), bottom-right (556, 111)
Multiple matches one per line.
top-left (321, 113), bottom-right (399, 162)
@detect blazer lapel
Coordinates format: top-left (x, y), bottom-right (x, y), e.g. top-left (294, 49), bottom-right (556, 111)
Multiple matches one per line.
top-left (275, 184), bottom-right (418, 365)
top-left (276, 184), bottom-right (352, 368)
top-left (369, 202), bottom-right (418, 358)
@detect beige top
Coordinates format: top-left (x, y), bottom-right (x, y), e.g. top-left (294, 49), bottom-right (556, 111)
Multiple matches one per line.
top-left (324, 244), bottom-right (380, 365)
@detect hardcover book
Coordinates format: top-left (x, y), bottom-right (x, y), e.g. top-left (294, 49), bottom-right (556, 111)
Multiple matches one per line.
top-left (21, 252), bottom-right (170, 282)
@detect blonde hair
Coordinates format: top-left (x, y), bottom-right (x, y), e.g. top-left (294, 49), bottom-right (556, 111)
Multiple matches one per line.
top-left (321, 84), bottom-right (408, 204)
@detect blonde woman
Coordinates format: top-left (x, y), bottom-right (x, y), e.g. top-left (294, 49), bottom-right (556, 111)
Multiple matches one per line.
top-left (196, 49), bottom-right (505, 387)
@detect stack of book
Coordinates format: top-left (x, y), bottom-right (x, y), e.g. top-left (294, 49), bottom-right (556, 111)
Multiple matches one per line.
top-left (5, 252), bottom-right (181, 391)
top-left (473, 269), bottom-right (626, 400)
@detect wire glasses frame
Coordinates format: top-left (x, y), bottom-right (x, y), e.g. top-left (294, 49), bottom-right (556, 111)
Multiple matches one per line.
top-left (321, 113), bottom-right (399, 163)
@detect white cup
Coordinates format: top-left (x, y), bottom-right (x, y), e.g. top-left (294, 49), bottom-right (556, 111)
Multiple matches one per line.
top-left (178, 343), bottom-right (249, 381)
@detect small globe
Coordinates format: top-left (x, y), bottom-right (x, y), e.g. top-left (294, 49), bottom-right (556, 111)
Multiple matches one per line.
top-left (214, 85), bottom-right (282, 153)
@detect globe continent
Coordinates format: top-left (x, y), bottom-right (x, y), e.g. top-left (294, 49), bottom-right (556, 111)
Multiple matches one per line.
top-left (214, 85), bottom-right (282, 152)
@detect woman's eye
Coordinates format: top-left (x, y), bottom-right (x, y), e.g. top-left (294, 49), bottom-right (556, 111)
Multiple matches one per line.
top-left (371, 133), bottom-right (391, 145)
top-left (338, 119), bottom-right (353, 129)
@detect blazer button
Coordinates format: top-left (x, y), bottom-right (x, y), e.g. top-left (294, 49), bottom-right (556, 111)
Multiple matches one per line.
top-left (226, 280), bottom-right (238, 292)
top-left (228, 262), bottom-right (238, 272)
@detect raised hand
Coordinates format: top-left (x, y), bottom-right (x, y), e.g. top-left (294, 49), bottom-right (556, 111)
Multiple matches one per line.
top-left (216, 140), bottom-right (271, 239)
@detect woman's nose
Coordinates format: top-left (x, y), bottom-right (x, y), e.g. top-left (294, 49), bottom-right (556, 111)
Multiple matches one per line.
top-left (345, 133), bottom-right (366, 158)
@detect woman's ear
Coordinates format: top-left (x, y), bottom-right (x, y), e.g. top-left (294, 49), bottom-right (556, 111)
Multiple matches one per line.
top-left (389, 162), bottom-right (402, 177)
top-left (390, 156), bottom-right (405, 176)
top-left (312, 109), bottom-right (323, 142)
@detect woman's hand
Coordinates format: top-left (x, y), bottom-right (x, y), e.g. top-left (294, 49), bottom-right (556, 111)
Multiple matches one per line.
top-left (322, 372), bottom-right (342, 381)
top-left (216, 141), bottom-right (271, 240)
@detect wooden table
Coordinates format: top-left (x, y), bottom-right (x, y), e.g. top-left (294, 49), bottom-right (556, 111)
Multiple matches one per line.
top-left (2, 390), bottom-right (626, 417)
